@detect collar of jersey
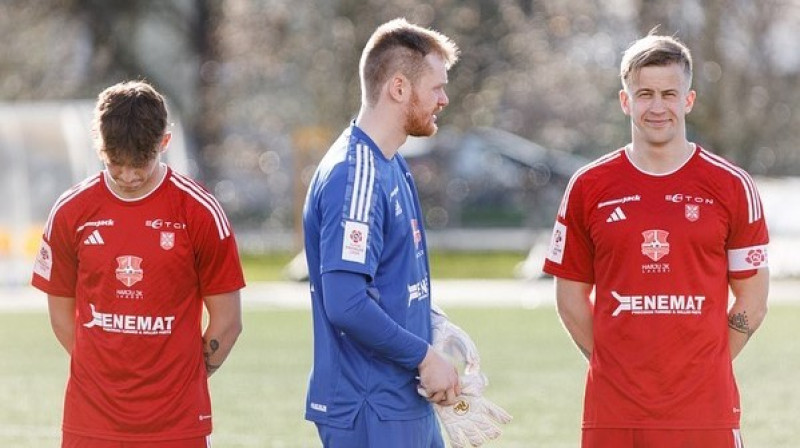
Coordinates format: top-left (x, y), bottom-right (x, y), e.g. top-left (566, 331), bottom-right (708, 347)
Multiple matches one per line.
top-left (102, 163), bottom-right (169, 203)
top-left (350, 122), bottom-right (392, 163)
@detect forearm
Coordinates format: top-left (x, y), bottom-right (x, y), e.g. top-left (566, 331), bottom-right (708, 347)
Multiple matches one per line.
top-left (203, 291), bottom-right (243, 377)
top-left (555, 278), bottom-right (594, 360)
top-left (322, 271), bottom-right (428, 370)
top-left (47, 295), bottom-right (76, 355)
top-left (728, 268), bottom-right (769, 359)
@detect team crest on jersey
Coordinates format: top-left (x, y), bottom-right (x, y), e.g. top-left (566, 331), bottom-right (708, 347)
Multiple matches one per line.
top-left (160, 231), bottom-right (175, 250)
top-left (115, 255), bottom-right (144, 287)
top-left (641, 230), bottom-right (670, 262)
top-left (685, 204), bottom-right (700, 222)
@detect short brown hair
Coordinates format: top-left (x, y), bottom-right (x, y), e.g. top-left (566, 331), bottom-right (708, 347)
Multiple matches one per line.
top-left (360, 18), bottom-right (459, 107)
top-left (620, 31), bottom-right (693, 90)
top-left (94, 80), bottom-right (168, 167)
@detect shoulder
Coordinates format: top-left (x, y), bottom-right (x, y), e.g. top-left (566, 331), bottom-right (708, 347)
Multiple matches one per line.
top-left (557, 149), bottom-right (625, 218)
top-left (695, 146), bottom-right (763, 222)
top-left (44, 173), bottom-right (103, 239)
top-left (166, 170), bottom-right (233, 239)
top-left (695, 147), bottom-right (757, 184)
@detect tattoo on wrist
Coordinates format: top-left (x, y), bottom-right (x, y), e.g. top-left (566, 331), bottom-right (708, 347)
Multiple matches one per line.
top-left (728, 311), bottom-right (753, 337)
top-left (204, 338), bottom-right (221, 373)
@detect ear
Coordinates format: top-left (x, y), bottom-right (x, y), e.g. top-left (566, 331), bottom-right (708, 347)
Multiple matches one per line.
top-left (387, 73), bottom-right (410, 103)
top-left (684, 90), bottom-right (696, 114)
top-left (619, 89), bottom-right (631, 116)
top-left (159, 132), bottom-right (172, 153)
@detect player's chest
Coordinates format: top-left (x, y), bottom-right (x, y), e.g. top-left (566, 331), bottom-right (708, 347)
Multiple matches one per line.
top-left (73, 207), bottom-right (193, 272)
top-left (384, 173), bottom-right (423, 248)
top-left (586, 185), bottom-right (729, 254)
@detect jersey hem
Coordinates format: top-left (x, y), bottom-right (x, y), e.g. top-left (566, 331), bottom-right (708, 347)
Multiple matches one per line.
top-left (582, 421), bottom-right (740, 430)
top-left (62, 426), bottom-right (212, 442)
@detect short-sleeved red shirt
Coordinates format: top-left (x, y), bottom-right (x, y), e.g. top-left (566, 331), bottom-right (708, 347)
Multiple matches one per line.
top-left (543, 145), bottom-right (768, 429)
top-left (32, 167), bottom-right (245, 442)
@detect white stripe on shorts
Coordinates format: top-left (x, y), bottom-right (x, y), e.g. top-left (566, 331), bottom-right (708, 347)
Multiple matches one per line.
top-left (732, 428), bottom-right (743, 448)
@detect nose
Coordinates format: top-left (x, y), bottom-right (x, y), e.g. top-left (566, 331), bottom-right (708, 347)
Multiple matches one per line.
top-left (650, 95), bottom-right (667, 113)
top-left (438, 90), bottom-right (449, 108)
top-left (117, 167), bottom-right (138, 184)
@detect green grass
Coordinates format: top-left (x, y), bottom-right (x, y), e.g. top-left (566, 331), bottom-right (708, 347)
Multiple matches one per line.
top-left (3, 305), bottom-right (799, 447)
top-left (241, 251), bottom-right (527, 281)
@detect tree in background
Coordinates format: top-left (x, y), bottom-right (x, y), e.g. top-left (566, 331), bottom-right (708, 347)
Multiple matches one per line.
top-left (1, 0), bottom-right (798, 234)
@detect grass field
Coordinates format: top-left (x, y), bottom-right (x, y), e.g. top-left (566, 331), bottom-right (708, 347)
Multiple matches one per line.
top-left (2, 304), bottom-right (800, 447)
top-left (241, 251), bottom-right (528, 281)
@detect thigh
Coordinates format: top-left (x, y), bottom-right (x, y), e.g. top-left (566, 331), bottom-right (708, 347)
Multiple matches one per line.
top-left (364, 409), bottom-right (443, 448)
top-left (637, 428), bottom-right (744, 448)
top-left (582, 428), bottom-right (635, 448)
top-left (316, 408), bottom-right (368, 448)
top-left (316, 406), bottom-right (443, 448)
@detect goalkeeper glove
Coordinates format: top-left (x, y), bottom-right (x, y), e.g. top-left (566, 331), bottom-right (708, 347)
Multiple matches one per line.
top-left (433, 372), bottom-right (512, 448)
top-left (425, 305), bottom-right (512, 447)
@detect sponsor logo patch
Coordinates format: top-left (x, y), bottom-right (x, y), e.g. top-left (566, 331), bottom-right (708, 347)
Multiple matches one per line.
top-left (546, 221), bottom-right (567, 264)
top-left (341, 220), bottom-right (369, 264)
top-left (33, 241), bottom-right (53, 280)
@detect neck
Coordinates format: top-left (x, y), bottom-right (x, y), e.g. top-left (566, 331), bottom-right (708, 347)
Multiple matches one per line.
top-left (355, 105), bottom-right (407, 159)
top-left (626, 140), bottom-right (694, 175)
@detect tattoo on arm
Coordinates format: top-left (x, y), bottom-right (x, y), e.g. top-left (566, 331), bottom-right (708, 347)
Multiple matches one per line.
top-left (728, 311), bottom-right (753, 337)
top-left (204, 338), bottom-right (221, 374)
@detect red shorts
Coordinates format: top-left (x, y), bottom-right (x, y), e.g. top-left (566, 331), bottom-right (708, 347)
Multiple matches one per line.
top-left (62, 433), bottom-right (211, 448)
top-left (582, 428), bottom-right (744, 448)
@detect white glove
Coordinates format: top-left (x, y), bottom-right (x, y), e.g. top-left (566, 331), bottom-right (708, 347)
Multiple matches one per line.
top-left (433, 373), bottom-right (512, 448)
top-left (430, 305), bottom-right (481, 375)
top-left (425, 306), bottom-right (512, 447)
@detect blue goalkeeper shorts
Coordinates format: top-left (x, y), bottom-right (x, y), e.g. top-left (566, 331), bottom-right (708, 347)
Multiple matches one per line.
top-left (316, 404), bottom-right (444, 448)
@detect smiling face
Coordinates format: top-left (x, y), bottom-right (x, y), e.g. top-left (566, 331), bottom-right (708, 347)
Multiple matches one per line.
top-left (619, 63), bottom-right (696, 149)
top-left (404, 53), bottom-right (450, 137)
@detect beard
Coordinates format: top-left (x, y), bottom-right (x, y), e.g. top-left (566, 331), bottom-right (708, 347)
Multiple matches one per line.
top-left (404, 90), bottom-right (438, 137)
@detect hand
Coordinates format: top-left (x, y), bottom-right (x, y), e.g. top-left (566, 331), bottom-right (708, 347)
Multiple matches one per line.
top-left (433, 373), bottom-right (513, 448)
top-left (418, 346), bottom-right (461, 405)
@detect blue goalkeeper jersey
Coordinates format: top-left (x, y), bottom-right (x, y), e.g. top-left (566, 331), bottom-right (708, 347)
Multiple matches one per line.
top-left (303, 124), bottom-right (434, 426)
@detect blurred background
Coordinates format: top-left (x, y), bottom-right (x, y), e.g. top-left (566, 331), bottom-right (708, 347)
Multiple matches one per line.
top-left (1, 0), bottom-right (799, 283)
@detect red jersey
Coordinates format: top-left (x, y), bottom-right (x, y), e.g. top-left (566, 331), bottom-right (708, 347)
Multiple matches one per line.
top-left (32, 167), bottom-right (245, 442)
top-left (543, 145), bottom-right (769, 429)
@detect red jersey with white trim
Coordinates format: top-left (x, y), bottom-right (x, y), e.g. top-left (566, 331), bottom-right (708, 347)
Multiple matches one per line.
top-left (543, 145), bottom-right (769, 429)
top-left (31, 167), bottom-right (245, 442)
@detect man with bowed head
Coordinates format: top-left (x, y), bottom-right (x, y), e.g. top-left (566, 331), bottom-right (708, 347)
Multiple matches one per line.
top-left (303, 18), bottom-right (510, 448)
top-left (32, 80), bottom-right (245, 447)
top-left (543, 30), bottom-right (769, 448)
